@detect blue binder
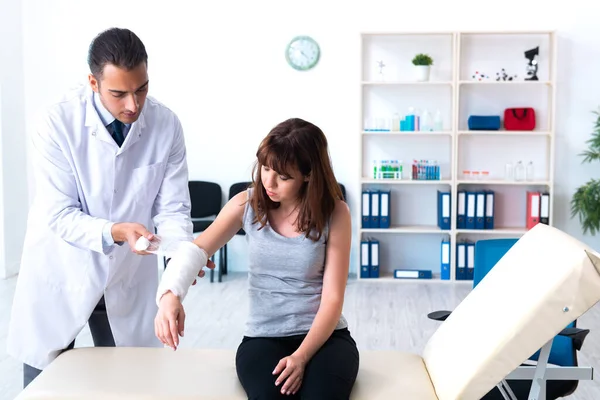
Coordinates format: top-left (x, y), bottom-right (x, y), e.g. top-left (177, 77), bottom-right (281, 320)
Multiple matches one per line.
top-left (466, 242), bottom-right (475, 280)
top-left (360, 240), bottom-right (370, 278)
top-left (379, 190), bottom-right (391, 228)
top-left (465, 192), bottom-right (476, 229)
top-left (485, 190), bottom-right (495, 229)
top-left (457, 191), bottom-right (466, 229)
top-left (441, 239), bottom-right (451, 280)
top-left (369, 239), bottom-right (380, 278)
top-left (362, 190), bottom-right (371, 228)
top-left (456, 242), bottom-right (467, 280)
top-left (437, 190), bottom-right (451, 230)
top-left (370, 191), bottom-right (380, 228)
top-left (475, 192), bottom-right (485, 230)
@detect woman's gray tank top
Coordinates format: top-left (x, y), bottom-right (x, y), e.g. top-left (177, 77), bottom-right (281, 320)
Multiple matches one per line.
top-left (242, 188), bottom-right (348, 337)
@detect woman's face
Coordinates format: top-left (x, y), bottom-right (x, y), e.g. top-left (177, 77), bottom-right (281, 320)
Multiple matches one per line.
top-left (261, 164), bottom-right (306, 205)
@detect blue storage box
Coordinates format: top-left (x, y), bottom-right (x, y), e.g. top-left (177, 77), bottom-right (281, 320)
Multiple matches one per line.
top-left (468, 115), bottom-right (501, 130)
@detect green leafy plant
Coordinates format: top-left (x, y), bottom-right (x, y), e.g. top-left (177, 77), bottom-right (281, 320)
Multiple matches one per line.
top-left (571, 108), bottom-right (600, 235)
top-left (412, 53), bottom-right (433, 66)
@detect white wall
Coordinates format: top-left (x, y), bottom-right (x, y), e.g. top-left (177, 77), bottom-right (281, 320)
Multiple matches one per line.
top-left (14, 0), bottom-right (599, 276)
top-left (0, 0), bottom-right (28, 279)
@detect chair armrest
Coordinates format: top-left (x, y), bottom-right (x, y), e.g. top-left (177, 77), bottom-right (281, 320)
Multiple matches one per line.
top-left (558, 327), bottom-right (590, 351)
top-left (427, 310), bottom-right (452, 321)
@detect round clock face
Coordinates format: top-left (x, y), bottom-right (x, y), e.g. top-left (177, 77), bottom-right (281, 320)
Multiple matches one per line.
top-left (285, 36), bottom-right (320, 71)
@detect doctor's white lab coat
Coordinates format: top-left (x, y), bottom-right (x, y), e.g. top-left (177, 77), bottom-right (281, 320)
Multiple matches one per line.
top-left (7, 85), bottom-right (194, 370)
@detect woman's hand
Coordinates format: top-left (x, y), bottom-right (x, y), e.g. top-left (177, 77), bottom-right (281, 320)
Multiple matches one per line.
top-left (154, 291), bottom-right (185, 350)
top-left (272, 352), bottom-right (307, 395)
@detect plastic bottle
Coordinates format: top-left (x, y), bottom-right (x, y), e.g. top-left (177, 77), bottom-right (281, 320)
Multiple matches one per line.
top-left (515, 161), bottom-right (525, 181)
top-left (420, 110), bottom-right (432, 131)
top-left (434, 110), bottom-right (443, 131)
top-left (382, 160), bottom-right (389, 179)
top-left (526, 161), bottom-right (534, 181)
top-left (391, 113), bottom-right (400, 131)
top-left (505, 163), bottom-right (514, 181)
top-left (373, 160), bottom-right (380, 179)
top-left (393, 160), bottom-right (400, 179)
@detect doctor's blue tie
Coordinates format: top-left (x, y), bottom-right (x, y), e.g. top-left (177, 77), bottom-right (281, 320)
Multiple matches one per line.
top-left (109, 119), bottom-right (125, 147)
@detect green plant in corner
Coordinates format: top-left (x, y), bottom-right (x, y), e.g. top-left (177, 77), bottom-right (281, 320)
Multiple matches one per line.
top-left (412, 53), bottom-right (433, 66)
top-left (571, 108), bottom-right (600, 235)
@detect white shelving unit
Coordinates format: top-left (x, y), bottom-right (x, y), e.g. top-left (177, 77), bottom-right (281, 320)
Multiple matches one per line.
top-left (358, 30), bottom-right (556, 282)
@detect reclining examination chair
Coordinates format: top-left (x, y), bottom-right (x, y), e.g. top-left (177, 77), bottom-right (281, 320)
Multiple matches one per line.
top-left (16, 224), bottom-right (600, 400)
top-left (429, 238), bottom-right (593, 399)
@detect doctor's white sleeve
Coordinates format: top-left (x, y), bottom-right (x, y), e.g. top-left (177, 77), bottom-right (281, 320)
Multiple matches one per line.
top-left (31, 114), bottom-right (112, 254)
top-left (152, 115), bottom-right (194, 242)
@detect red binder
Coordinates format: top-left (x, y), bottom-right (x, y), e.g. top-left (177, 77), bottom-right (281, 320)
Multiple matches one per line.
top-left (526, 191), bottom-right (541, 230)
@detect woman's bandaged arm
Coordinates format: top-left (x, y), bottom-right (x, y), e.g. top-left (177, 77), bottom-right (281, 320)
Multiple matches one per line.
top-left (155, 242), bottom-right (208, 305)
top-left (154, 190), bottom-right (247, 305)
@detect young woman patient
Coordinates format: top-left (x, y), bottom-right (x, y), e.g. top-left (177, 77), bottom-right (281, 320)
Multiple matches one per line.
top-left (154, 117), bottom-right (359, 399)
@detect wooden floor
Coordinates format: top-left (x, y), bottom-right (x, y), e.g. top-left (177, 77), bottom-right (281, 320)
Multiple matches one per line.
top-left (1, 272), bottom-right (599, 399)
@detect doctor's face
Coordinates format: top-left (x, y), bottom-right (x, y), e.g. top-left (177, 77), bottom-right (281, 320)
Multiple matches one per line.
top-left (89, 63), bottom-right (149, 125)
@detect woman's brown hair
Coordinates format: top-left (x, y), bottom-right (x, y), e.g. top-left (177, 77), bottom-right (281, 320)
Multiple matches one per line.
top-left (249, 118), bottom-right (343, 241)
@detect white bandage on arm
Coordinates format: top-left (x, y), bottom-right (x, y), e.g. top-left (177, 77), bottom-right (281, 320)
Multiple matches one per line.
top-left (155, 241), bottom-right (208, 306)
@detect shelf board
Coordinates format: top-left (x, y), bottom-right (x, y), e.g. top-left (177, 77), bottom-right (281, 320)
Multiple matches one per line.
top-left (361, 31), bottom-right (456, 36)
top-left (362, 81), bottom-right (453, 86)
top-left (458, 30), bottom-right (554, 35)
top-left (356, 274), bottom-right (473, 284)
top-left (360, 225), bottom-right (448, 234)
top-left (459, 80), bottom-right (551, 86)
top-left (362, 131), bottom-right (452, 136)
top-left (458, 130), bottom-right (551, 136)
top-left (362, 178), bottom-right (452, 185)
top-left (457, 227), bottom-right (528, 235)
top-left (456, 180), bottom-right (550, 186)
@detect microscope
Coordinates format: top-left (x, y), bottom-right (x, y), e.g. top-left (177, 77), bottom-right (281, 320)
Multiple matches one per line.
top-left (524, 46), bottom-right (539, 81)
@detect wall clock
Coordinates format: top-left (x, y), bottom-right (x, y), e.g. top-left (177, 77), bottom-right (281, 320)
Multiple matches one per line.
top-left (285, 36), bottom-right (320, 71)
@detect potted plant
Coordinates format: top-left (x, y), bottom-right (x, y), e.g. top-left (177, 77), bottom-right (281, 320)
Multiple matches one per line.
top-left (412, 53), bottom-right (433, 82)
top-left (571, 108), bottom-right (600, 235)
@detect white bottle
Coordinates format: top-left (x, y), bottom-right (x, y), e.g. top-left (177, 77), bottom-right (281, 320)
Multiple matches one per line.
top-left (434, 110), bottom-right (443, 131)
top-left (526, 161), bottom-right (534, 181)
top-left (420, 110), bottom-right (432, 131)
top-left (505, 163), bottom-right (514, 181)
top-left (515, 161), bottom-right (525, 181)
top-left (391, 113), bottom-right (400, 131)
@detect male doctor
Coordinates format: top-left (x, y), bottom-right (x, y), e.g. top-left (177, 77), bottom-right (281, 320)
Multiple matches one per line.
top-left (7, 27), bottom-right (209, 387)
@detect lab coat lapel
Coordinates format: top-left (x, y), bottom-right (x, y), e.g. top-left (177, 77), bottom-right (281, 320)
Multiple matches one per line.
top-left (84, 90), bottom-right (118, 147)
top-left (119, 111), bottom-right (144, 153)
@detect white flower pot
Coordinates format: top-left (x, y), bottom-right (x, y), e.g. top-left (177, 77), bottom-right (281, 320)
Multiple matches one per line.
top-left (415, 65), bottom-right (431, 82)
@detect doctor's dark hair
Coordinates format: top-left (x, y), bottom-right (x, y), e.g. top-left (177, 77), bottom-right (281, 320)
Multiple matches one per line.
top-left (250, 118), bottom-right (343, 242)
top-left (88, 28), bottom-right (148, 78)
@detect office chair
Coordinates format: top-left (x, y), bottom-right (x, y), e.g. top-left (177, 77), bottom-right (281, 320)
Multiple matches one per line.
top-left (338, 183), bottom-right (346, 202)
top-left (428, 238), bottom-right (592, 399)
top-left (221, 181), bottom-right (253, 275)
top-left (188, 180), bottom-right (224, 283)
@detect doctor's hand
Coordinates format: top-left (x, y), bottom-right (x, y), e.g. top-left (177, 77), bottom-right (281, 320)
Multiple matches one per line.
top-left (111, 222), bottom-right (154, 255)
top-left (155, 291), bottom-right (185, 350)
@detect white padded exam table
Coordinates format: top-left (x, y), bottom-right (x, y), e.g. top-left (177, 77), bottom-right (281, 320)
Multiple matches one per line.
top-left (16, 224), bottom-right (600, 400)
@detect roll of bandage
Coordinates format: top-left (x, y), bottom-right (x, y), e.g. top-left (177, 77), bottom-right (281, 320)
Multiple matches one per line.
top-left (135, 236), bottom-right (151, 251)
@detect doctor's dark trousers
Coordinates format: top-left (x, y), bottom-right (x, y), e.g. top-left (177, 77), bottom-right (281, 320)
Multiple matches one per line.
top-left (23, 296), bottom-right (115, 388)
